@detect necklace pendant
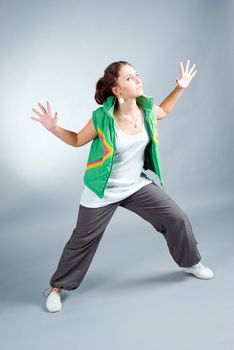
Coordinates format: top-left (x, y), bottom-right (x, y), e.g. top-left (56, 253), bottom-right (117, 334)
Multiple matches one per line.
top-left (134, 125), bottom-right (137, 128)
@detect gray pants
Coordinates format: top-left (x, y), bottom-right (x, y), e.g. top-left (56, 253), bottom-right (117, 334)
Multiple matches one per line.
top-left (50, 182), bottom-right (201, 290)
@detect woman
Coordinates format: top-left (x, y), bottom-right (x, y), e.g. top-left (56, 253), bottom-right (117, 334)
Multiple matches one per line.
top-left (31, 60), bottom-right (214, 313)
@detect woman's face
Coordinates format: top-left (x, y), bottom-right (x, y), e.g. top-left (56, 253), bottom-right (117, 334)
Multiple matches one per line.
top-left (114, 64), bottom-right (143, 99)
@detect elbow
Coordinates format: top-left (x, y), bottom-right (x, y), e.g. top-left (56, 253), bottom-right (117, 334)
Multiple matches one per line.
top-left (157, 105), bottom-right (168, 120)
top-left (162, 107), bottom-right (169, 118)
top-left (75, 133), bottom-right (80, 147)
top-left (157, 111), bottom-right (168, 120)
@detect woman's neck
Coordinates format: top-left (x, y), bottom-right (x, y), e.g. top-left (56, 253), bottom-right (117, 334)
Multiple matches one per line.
top-left (114, 99), bottom-right (140, 116)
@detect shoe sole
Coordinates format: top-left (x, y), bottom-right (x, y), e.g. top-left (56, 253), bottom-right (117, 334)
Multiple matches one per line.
top-left (183, 270), bottom-right (215, 279)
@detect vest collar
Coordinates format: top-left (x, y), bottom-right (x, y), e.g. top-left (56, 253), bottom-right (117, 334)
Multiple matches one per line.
top-left (103, 94), bottom-right (154, 118)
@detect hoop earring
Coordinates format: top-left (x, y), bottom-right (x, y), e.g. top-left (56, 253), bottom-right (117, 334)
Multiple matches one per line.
top-left (118, 96), bottom-right (125, 104)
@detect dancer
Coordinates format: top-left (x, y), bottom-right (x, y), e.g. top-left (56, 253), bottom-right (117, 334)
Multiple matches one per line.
top-left (31, 60), bottom-right (214, 313)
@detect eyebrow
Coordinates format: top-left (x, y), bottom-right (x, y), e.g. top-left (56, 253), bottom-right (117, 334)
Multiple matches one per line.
top-left (124, 72), bottom-right (138, 78)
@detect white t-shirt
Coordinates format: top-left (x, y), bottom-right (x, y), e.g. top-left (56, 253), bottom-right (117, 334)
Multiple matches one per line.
top-left (79, 112), bottom-right (153, 208)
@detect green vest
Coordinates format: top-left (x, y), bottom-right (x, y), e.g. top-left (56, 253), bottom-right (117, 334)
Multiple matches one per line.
top-left (83, 94), bottom-right (164, 198)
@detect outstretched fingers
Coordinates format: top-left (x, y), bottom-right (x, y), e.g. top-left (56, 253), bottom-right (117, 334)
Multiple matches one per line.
top-left (31, 116), bottom-right (41, 122)
top-left (180, 59), bottom-right (197, 77)
top-left (180, 61), bottom-right (185, 75)
top-left (37, 102), bottom-right (47, 114)
top-left (190, 69), bottom-right (197, 78)
top-left (185, 59), bottom-right (190, 73)
top-left (189, 63), bottom-right (196, 74)
top-left (32, 107), bottom-right (43, 118)
top-left (46, 100), bottom-right (52, 115)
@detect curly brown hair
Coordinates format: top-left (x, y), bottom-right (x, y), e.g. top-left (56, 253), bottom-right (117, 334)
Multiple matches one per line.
top-left (94, 60), bottom-right (133, 105)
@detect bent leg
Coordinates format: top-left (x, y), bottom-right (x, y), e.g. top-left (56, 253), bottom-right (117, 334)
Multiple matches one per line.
top-left (50, 202), bottom-right (119, 290)
top-left (119, 182), bottom-right (201, 267)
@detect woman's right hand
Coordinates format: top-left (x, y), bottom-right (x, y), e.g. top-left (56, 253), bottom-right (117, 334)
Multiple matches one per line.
top-left (31, 101), bottom-right (58, 131)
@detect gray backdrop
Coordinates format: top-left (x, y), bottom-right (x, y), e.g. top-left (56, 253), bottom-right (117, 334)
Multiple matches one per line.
top-left (1, 0), bottom-right (233, 349)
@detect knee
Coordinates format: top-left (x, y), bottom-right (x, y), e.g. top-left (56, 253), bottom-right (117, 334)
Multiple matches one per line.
top-left (168, 207), bottom-right (187, 228)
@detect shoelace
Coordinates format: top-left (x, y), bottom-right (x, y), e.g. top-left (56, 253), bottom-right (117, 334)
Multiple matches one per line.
top-left (197, 262), bottom-right (202, 268)
top-left (195, 262), bottom-right (204, 270)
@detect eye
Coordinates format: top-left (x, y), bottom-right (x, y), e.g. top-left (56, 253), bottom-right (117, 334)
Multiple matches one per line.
top-left (126, 73), bottom-right (140, 81)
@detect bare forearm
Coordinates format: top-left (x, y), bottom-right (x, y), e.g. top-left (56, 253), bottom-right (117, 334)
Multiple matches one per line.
top-left (159, 85), bottom-right (185, 115)
top-left (49, 126), bottom-right (77, 147)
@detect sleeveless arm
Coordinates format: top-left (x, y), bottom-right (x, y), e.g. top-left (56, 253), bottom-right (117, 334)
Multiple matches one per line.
top-left (76, 115), bottom-right (98, 147)
top-left (154, 104), bottom-right (167, 120)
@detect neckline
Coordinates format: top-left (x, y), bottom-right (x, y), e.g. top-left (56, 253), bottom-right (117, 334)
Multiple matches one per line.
top-left (113, 106), bottom-right (145, 137)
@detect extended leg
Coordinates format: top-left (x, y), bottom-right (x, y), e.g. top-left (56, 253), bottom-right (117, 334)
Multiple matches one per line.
top-left (119, 182), bottom-right (202, 267)
top-left (49, 202), bottom-right (119, 290)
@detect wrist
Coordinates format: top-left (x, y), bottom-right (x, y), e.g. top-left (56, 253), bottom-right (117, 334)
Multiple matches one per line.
top-left (175, 79), bottom-right (186, 90)
top-left (176, 84), bottom-right (185, 90)
top-left (49, 125), bottom-right (58, 133)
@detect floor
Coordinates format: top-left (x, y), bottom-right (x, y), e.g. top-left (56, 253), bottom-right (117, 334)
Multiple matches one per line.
top-left (1, 193), bottom-right (233, 350)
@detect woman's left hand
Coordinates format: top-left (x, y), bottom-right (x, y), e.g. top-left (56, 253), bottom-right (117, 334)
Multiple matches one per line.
top-left (176, 59), bottom-right (197, 89)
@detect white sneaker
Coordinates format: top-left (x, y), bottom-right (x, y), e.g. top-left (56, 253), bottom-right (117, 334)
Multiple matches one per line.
top-left (182, 261), bottom-right (215, 279)
top-left (45, 288), bottom-right (63, 312)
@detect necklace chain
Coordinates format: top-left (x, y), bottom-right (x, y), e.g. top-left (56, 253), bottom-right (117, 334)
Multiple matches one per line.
top-left (118, 106), bottom-right (142, 128)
